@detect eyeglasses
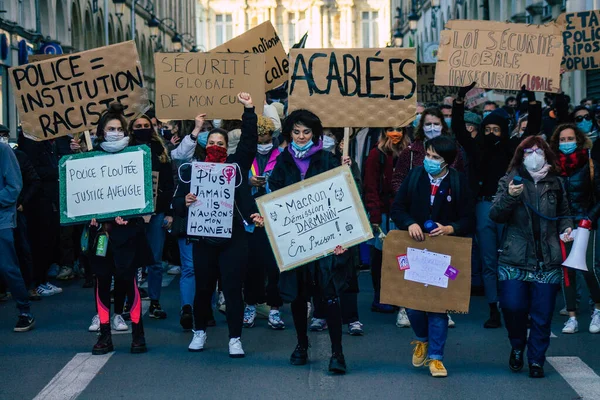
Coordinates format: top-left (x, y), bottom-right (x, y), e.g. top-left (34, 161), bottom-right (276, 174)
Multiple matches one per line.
top-left (575, 115), bottom-right (592, 123)
top-left (106, 127), bottom-right (124, 133)
top-left (524, 148), bottom-right (544, 155)
top-left (484, 127), bottom-right (501, 134)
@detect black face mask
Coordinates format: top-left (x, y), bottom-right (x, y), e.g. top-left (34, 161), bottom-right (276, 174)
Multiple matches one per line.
top-left (134, 128), bottom-right (153, 143)
top-left (484, 132), bottom-right (501, 147)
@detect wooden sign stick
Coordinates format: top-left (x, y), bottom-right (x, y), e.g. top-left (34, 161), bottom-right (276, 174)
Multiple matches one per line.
top-left (343, 127), bottom-right (350, 158)
top-left (83, 130), bottom-right (93, 152)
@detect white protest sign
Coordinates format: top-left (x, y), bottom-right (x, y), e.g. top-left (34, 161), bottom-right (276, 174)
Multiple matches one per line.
top-left (59, 145), bottom-right (154, 225)
top-left (256, 165), bottom-right (373, 272)
top-left (404, 247), bottom-right (451, 289)
top-left (187, 162), bottom-right (237, 238)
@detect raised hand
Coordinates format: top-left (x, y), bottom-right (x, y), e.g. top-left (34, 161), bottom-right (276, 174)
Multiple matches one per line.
top-left (457, 82), bottom-right (477, 99)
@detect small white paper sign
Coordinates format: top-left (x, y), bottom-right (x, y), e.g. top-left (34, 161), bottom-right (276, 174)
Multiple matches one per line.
top-left (404, 247), bottom-right (451, 288)
top-left (187, 162), bottom-right (237, 238)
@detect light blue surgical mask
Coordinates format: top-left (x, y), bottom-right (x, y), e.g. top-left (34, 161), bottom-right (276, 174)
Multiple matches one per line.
top-left (577, 119), bottom-right (593, 134)
top-left (291, 140), bottom-right (314, 152)
top-left (444, 117), bottom-right (452, 127)
top-left (197, 131), bottom-right (209, 148)
top-left (483, 111), bottom-right (492, 119)
top-left (559, 142), bottom-right (578, 155)
top-left (257, 143), bottom-right (273, 155)
top-left (413, 114), bottom-right (421, 128)
top-left (423, 157), bottom-right (445, 176)
top-left (322, 135), bottom-right (336, 152)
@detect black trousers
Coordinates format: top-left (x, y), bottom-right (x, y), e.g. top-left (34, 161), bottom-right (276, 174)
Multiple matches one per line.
top-left (27, 202), bottom-right (59, 286)
top-left (370, 247), bottom-right (383, 303)
top-left (14, 211), bottom-right (35, 290)
top-left (192, 227), bottom-right (248, 338)
top-left (243, 228), bottom-right (283, 307)
top-left (313, 273), bottom-right (359, 324)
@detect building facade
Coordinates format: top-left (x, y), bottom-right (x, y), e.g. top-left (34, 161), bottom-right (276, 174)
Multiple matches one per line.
top-left (0, 0), bottom-right (196, 136)
top-left (195, 0), bottom-right (392, 52)
top-left (393, 0), bottom-right (600, 104)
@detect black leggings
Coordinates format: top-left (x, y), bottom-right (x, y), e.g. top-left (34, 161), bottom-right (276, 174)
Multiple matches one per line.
top-left (243, 229), bottom-right (283, 307)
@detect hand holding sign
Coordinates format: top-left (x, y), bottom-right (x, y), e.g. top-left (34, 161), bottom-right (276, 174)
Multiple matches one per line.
top-left (251, 213), bottom-right (265, 228)
top-left (185, 193), bottom-right (197, 207)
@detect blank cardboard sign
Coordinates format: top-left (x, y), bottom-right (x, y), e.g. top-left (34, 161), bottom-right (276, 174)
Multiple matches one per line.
top-left (288, 48), bottom-right (417, 128)
top-left (557, 11), bottom-right (600, 71)
top-left (381, 230), bottom-right (472, 314)
top-left (154, 52), bottom-right (265, 120)
top-left (9, 41), bottom-right (149, 141)
top-left (213, 21), bottom-right (288, 90)
top-left (435, 20), bottom-right (563, 93)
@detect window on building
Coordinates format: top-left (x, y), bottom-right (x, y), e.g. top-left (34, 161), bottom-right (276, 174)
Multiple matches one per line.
top-left (361, 11), bottom-right (379, 48)
top-left (215, 14), bottom-right (233, 45)
top-left (333, 14), bottom-right (341, 40)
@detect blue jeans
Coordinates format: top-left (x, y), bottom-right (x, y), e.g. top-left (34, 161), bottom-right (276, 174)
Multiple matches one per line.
top-left (0, 228), bottom-right (30, 314)
top-left (146, 213), bottom-right (166, 302)
top-left (178, 238), bottom-right (195, 307)
top-left (476, 200), bottom-right (504, 303)
top-left (406, 309), bottom-right (448, 361)
top-left (500, 279), bottom-right (559, 366)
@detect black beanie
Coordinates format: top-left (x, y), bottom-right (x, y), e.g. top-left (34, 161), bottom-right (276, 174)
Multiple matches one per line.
top-left (481, 109), bottom-right (509, 138)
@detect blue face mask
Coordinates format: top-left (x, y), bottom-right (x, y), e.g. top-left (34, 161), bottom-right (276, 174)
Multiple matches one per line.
top-left (444, 117), bottom-right (452, 127)
top-left (577, 119), bottom-right (593, 134)
top-left (423, 157), bottom-right (445, 176)
top-left (413, 114), bottom-right (421, 128)
top-left (483, 111), bottom-right (492, 119)
top-left (291, 140), bottom-right (314, 152)
top-left (559, 142), bottom-right (578, 155)
top-left (197, 131), bottom-right (209, 148)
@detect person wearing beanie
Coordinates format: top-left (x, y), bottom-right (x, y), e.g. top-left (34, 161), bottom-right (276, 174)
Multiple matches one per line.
top-left (453, 82), bottom-right (541, 329)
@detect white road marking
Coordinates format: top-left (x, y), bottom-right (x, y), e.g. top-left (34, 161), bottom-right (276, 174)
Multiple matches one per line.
top-left (33, 352), bottom-right (113, 400)
top-left (548, 356), bottom-right (600, 399)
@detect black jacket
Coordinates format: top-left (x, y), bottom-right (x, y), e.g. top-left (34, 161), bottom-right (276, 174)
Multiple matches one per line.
top-left (390, 166), bottom-right (473, 237)
top-left (13, 149), bottom-right (41, 209)
top-left (148, 141), bottom-right (175, 216)
top-left (18, 136), bottom-right (59, 205)
top-left (489, 167), bottom-right (573, 272)
top-left (173, 107), bottom-right (258, 228)
top-left (560, 154), bottom-right (600, 224)
top-left (269, 147), bottom-right (353, 303)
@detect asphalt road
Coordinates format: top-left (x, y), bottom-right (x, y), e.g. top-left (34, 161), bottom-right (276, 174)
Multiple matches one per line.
top-left (1, 272), bottom-right (599, 400)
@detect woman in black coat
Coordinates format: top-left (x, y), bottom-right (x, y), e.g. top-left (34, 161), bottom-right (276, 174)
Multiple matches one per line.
top-left (173, 93), bottom-right (261, 358)
top-left (268, 110), bottom-right (353, 374)
top-left (490, 136), bottom-right (573, 378)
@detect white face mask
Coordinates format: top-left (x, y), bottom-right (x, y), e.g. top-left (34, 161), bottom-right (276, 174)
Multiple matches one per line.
top-left (523, 152), bottom-right (546, 172)
top-left (323, 135), bottom-right (336, 152)
top-left (212, 119), bottom-right (222, 129)
top-left (105, 130), bottom-right (125, 142)
top-left (0, 136), bottom-right (8, 145)
top-left (423, 124), bottom-right (442, 140)
top-left (100, 136), bottom-right (130, 153)
top-left (257, 143), bottom-right (273, 155)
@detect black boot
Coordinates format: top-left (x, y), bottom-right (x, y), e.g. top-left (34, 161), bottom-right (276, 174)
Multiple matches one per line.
top-left (92, 323), bottom-right (113, 355)
top-left (484, 303), bottom-right (502, 329)
top-left (131, 320), bottom-right (147, 354)
top-left (290, 343), bottom-right (309, 366)
top-left (328, 352), bottom-right (347, 374)
top-left (509, 348), bottom-right (524, 372)
top-left (180, 304), bottom-right (193, 330)
top-left (529, 363), bottom-right (545, 378)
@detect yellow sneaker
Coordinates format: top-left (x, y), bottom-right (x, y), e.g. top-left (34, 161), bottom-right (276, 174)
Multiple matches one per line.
top-left (425, 359), bottom-right (448, 377)
top-left (411, 340), bottom-right (428, 367)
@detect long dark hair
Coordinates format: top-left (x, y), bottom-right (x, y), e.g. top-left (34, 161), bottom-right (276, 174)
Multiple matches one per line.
top-left (549, 123), bottom-right (588, 155)
top-left (414, 107), bottom-right (449, 141)
top-left (96, 103), bottom-right (128, 142)
top-left (507, 136), bottom-right (559, 173)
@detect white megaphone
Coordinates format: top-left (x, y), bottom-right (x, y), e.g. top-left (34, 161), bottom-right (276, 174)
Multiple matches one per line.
top-left (563, 219), bottom-right (592, 272)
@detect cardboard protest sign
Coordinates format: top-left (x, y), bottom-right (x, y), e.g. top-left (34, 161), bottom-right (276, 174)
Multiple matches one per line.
top-left (557, 11), bottom-right (600, 71)
top-left (381, 230), bottom-right (472, 314)
top-left (435, 20), bottom-right (563, 93)
top-left (288, 48), bottom-right (417, 128)
top-left (59, 145), bottom-right (154, 225)
top-left (187, 162), bottom-right (237, 238)
top-left (10, 41), bottom-right (149, 141)
top-left (213, 21), bottom-right (288, 90)
top-left (465, 87), bottom-right (487, 108)
top-left (417, 63), bottom-right (454, 103)
top-left (154, 52), bottom-right (265, 120)
top-left (256, 165), bottom-right (373, 272)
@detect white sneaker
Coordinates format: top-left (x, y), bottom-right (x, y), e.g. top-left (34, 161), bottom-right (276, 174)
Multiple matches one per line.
top-left (562, 317), bottom-right (579, 334)
top-left (56, 266), bottom-right (74, 280)
top-left (111, 314), bottom-right (128, 331)
top-left (243, 305), bottom-right (257, 328)
top-left (217, 292), bottom-right (226, 314)
top-left (589, 310), bottom-right (600, 334)
top-left (229, 337), bottom-right (245, 358)
top-left (307, 302), bottom-right (313, 320)
top-left (559, 307), bottom-right (569, 316)
top-left (188, 330), bottom-right (207, 352)
top-left (46, 282), bottom-right (63, 294)
top-left (88, 314), bottom-right (100, 332)
top-left (36, 284), bottom-right (55, 297)
top-left (268, 310), bottom-right (285, 330)
top-left (167, 265), bottom-right (181, 275)
top-left (448, 314), bottom-right (456, 328)
top-left (396, 308), bottom-right (411, 328)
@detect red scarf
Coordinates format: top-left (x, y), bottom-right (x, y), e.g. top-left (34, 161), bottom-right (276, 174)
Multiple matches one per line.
top-left (558, 149), bottom-right (588, 177)
top-left (205, 146), bottom-right (228, 163)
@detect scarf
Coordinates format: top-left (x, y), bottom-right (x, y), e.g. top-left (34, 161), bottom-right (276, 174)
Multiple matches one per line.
top-left (289, 141), bottom-right (323, 179)
top-left (529, 163), bottom-right (551, 184)
top-left (558, 148), bottom-right (588, 177)
top-left (100, 136), bottom-right (129, 153)
top-left (205, 146), bottom-right (228, 163)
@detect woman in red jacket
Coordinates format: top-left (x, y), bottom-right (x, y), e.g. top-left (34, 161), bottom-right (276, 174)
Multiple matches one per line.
top-left (364, 127), bottom-right (409, 315)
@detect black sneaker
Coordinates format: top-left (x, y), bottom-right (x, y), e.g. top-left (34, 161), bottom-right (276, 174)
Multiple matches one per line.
top-left (290, 343), bottom-right (309, 365)
top-left (180, 305), bottom-right (193, 330)
top-left (122, 304), bottom-right (132, 322)
top-left (138, 288), bottom-right (150, 300)
top-left (509, 348), bottom-right (524, 372)
top-left (529, 363), bottom-right (545, 378)
top-left (329, 352), bottom-right (347, 374)
top-left (149, 302), bottom-right (167, 319)
top-left (14, 314), bottom-right (35, 332)
top-left (484, 310), bottom-right (502, 329)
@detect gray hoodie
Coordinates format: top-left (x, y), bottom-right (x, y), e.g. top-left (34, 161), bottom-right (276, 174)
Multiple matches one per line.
top-left (0, 143), bottom-right (22, 230)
